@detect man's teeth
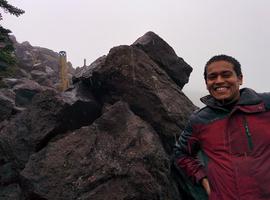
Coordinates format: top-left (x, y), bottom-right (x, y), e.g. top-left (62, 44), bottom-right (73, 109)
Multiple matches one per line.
top-left (215, 87), bottom-right (227, 91)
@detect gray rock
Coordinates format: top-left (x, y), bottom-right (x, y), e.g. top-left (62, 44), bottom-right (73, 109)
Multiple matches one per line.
top-left (0, 32), bottom-right (203, 200)
top-left (0, 86), bottom-right (101, 167)
top-left (0, 184), bottom-right (21, 200)
top-left (0, 90), bottom-right (15, 121)
top-left (88, 45), bottom-right (196, 153)
top-left (73, 55), bottom-right (106, 83)
top-left (21, 101), bottom-right (177, 200)
top-left (0, 60), bottom-right (9, 70)
top-left (1, 78), bottom-right (19, 88)
top-left (13, 38), bottom-right (75, 88)
top-left (133, 31), bottom-right (192, 89)
top-left (13, 79), bottom-right (46, 106)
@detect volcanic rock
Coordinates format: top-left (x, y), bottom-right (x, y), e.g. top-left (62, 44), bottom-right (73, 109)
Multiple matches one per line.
top-left (21, 101), bottom-right (178, 200)
top-left (0, 32), bottom-right (206, 200)
top-left (0, 89), bottom-right (15, 121)
top-left (88, 45), bottom-right (195, 153)
top-left (12, 37), bottom-right (74, 87)
top-left (133, 31), bottom-right (192, 89)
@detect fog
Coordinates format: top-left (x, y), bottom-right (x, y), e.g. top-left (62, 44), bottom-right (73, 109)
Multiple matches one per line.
top-left (2, 0), bottom-right (270, 106)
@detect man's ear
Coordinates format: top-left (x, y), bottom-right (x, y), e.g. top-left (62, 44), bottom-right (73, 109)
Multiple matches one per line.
top-left (238, 75), bottom-right (243, 85)
top-left (206, 85), bottom-right (210, 91)
top-left (205, 80), bottom-right (209, 90)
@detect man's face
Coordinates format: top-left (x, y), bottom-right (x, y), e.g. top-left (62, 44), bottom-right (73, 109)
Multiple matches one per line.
top-left (206, 60), bottom-right (243, 102)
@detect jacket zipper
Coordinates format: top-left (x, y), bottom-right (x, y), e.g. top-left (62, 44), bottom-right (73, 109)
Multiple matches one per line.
top-left (243, 116), bottom-right (253, 151)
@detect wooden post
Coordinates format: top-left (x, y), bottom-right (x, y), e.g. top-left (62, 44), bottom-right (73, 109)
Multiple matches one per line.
top-left (58, 51), bottom-right (69, 91)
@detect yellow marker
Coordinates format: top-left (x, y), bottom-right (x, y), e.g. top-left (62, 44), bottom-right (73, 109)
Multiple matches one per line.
top-left (58, 51), bottom-right (69, 91)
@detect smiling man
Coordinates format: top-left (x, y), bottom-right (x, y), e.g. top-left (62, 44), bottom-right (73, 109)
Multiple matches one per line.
top-left (174, 55), bottom-right (270, 200)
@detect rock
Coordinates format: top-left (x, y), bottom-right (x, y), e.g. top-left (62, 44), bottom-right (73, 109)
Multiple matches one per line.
top-left (0, 60), bottom-right (9, 70)
top-left (30, 70), bottom-right (47, 79)
top-left (1, 78), bottom-right (19, 88)
top-left (0, 85), bottom-right (101, 167)
top-left (0, 84), bottom-right (102, 197)
top-left (88, 45), bottom-right (196, 153)
top-left (12, 79), bottom-right (47, 106)
top-left (0, 89), bottom-right (15, 121)
top-left (21, 101), bottom-right (178, 200)
top-left (73, 55), bottom-right (106, 84)
top-left (30, 70), bottom-right (54, 87)
top-left (18, 68), bottom-right (32, 79)
top-left (12, 37), bottom-right (75, 88)
top-left (0, 32), bottom-right (204, 200)
top-left (45, 66), bottom-right (54, 75)
top-left (0, 184), bottom-right (21, 200)
top-left (133, 31), bottom-right (192, 89)
top-left (0, 89), bottom-right (25, 122)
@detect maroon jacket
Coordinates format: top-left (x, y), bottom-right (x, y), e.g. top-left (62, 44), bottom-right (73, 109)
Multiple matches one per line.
top-left (174, 88), bottom-right (270, 200)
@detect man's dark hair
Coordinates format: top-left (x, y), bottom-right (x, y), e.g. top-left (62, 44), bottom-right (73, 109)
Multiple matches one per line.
top-left (204, 55), bottom-right (242, 80)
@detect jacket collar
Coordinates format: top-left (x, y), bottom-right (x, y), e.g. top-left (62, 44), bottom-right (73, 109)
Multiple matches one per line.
top-left (200, 88), bottom-right (264, 113)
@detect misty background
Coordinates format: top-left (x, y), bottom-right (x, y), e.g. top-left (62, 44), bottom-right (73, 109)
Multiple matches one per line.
top-left (2, 0), bottom-right (270, 107)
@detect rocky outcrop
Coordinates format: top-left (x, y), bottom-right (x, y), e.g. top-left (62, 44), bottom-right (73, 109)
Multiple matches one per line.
top-left (12, 37), bottom-right (75, 88)
top-left (133, 31), bottom-right (192, 89)
top-left (0, 32), bottom-right (206, 200)
top-left (21, 101), bottom-right (176, 200)
top-left (0, 78), bottom-right (54, 122)
top-left (85, 45), bottom-right (194, 153)
top-left (0, 89), bottom-right (15, 121)
top-left (0, 37), bottom-right (76, 122)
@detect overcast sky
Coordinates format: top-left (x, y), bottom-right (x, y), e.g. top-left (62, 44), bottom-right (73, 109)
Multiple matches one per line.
top-left (2, 0), bottom-right (270, 106)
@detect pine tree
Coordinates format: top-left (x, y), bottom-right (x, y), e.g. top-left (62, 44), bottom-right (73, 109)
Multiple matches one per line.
top-left (0, 0), bottom-right (24, 69)
top-left (0, 0), bottom-right (24, 19)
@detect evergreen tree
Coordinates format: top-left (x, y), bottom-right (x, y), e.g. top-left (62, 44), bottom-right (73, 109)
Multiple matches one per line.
top-left (0, 0), bottom-right (24, 19)
top-left (0, 0), bottom-right (24, 69)
top-left (0, 26), bottom-right (15, 68)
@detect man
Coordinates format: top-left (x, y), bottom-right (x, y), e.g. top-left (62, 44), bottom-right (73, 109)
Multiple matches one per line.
top-left (174, 55), bottom-right (270, 200)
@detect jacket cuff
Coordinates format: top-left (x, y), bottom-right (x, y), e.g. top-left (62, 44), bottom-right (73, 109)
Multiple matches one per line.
top-left (194, 170), bottom-right (207, 184)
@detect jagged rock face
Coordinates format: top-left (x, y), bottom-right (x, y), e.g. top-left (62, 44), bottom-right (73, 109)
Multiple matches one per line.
top-left (21, 102), bottom-right (177, 200)
top-left (0, 32), bottom-right (204, 200)
top-left (0, 37), bottom-right (76, 122)
top-left (133, 31), bottom-right (192, 89)
top-left (73, 55), bottom-right (106, 82)
top-left (0, 86), bottom-right (102, 199)
top-left (0, 79), bottom-right (55, 122)
top-left (12, 37), bottom-right (75, 87)
top-left (0, 89), bottom-right (15, 122)
top-left (0, 86), bottom-right (101, 164)
top-left (13, 79), bottom-right (50, 106)
top-left (87, 45), bottom-right (195, 153)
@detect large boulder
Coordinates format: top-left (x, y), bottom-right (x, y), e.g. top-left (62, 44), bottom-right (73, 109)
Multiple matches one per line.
top-left (0, 84), bottom-right (101, 164)
top-left (133, 31), bottom-right (192, 89)
top-left (88, 45), bottom-right (195, 153)
top-left (0, 89), bottom-right (15, 122)
top-left (0, 31), bottom-right (205, 200)
top-left (21, 101), bottom-right (179, 200)
top-left (11, 36), bottom-right (75, 88)
top-left (0, 184), bottom-right (22, 200)
top-left (0, 78), bottom-right (49, 121)
top-left (12, 78), bottom-right (49, 107)
top-left (73, 55), bottom-right (106, 83)
top-left (0, 84), bottom-right (101, 198)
